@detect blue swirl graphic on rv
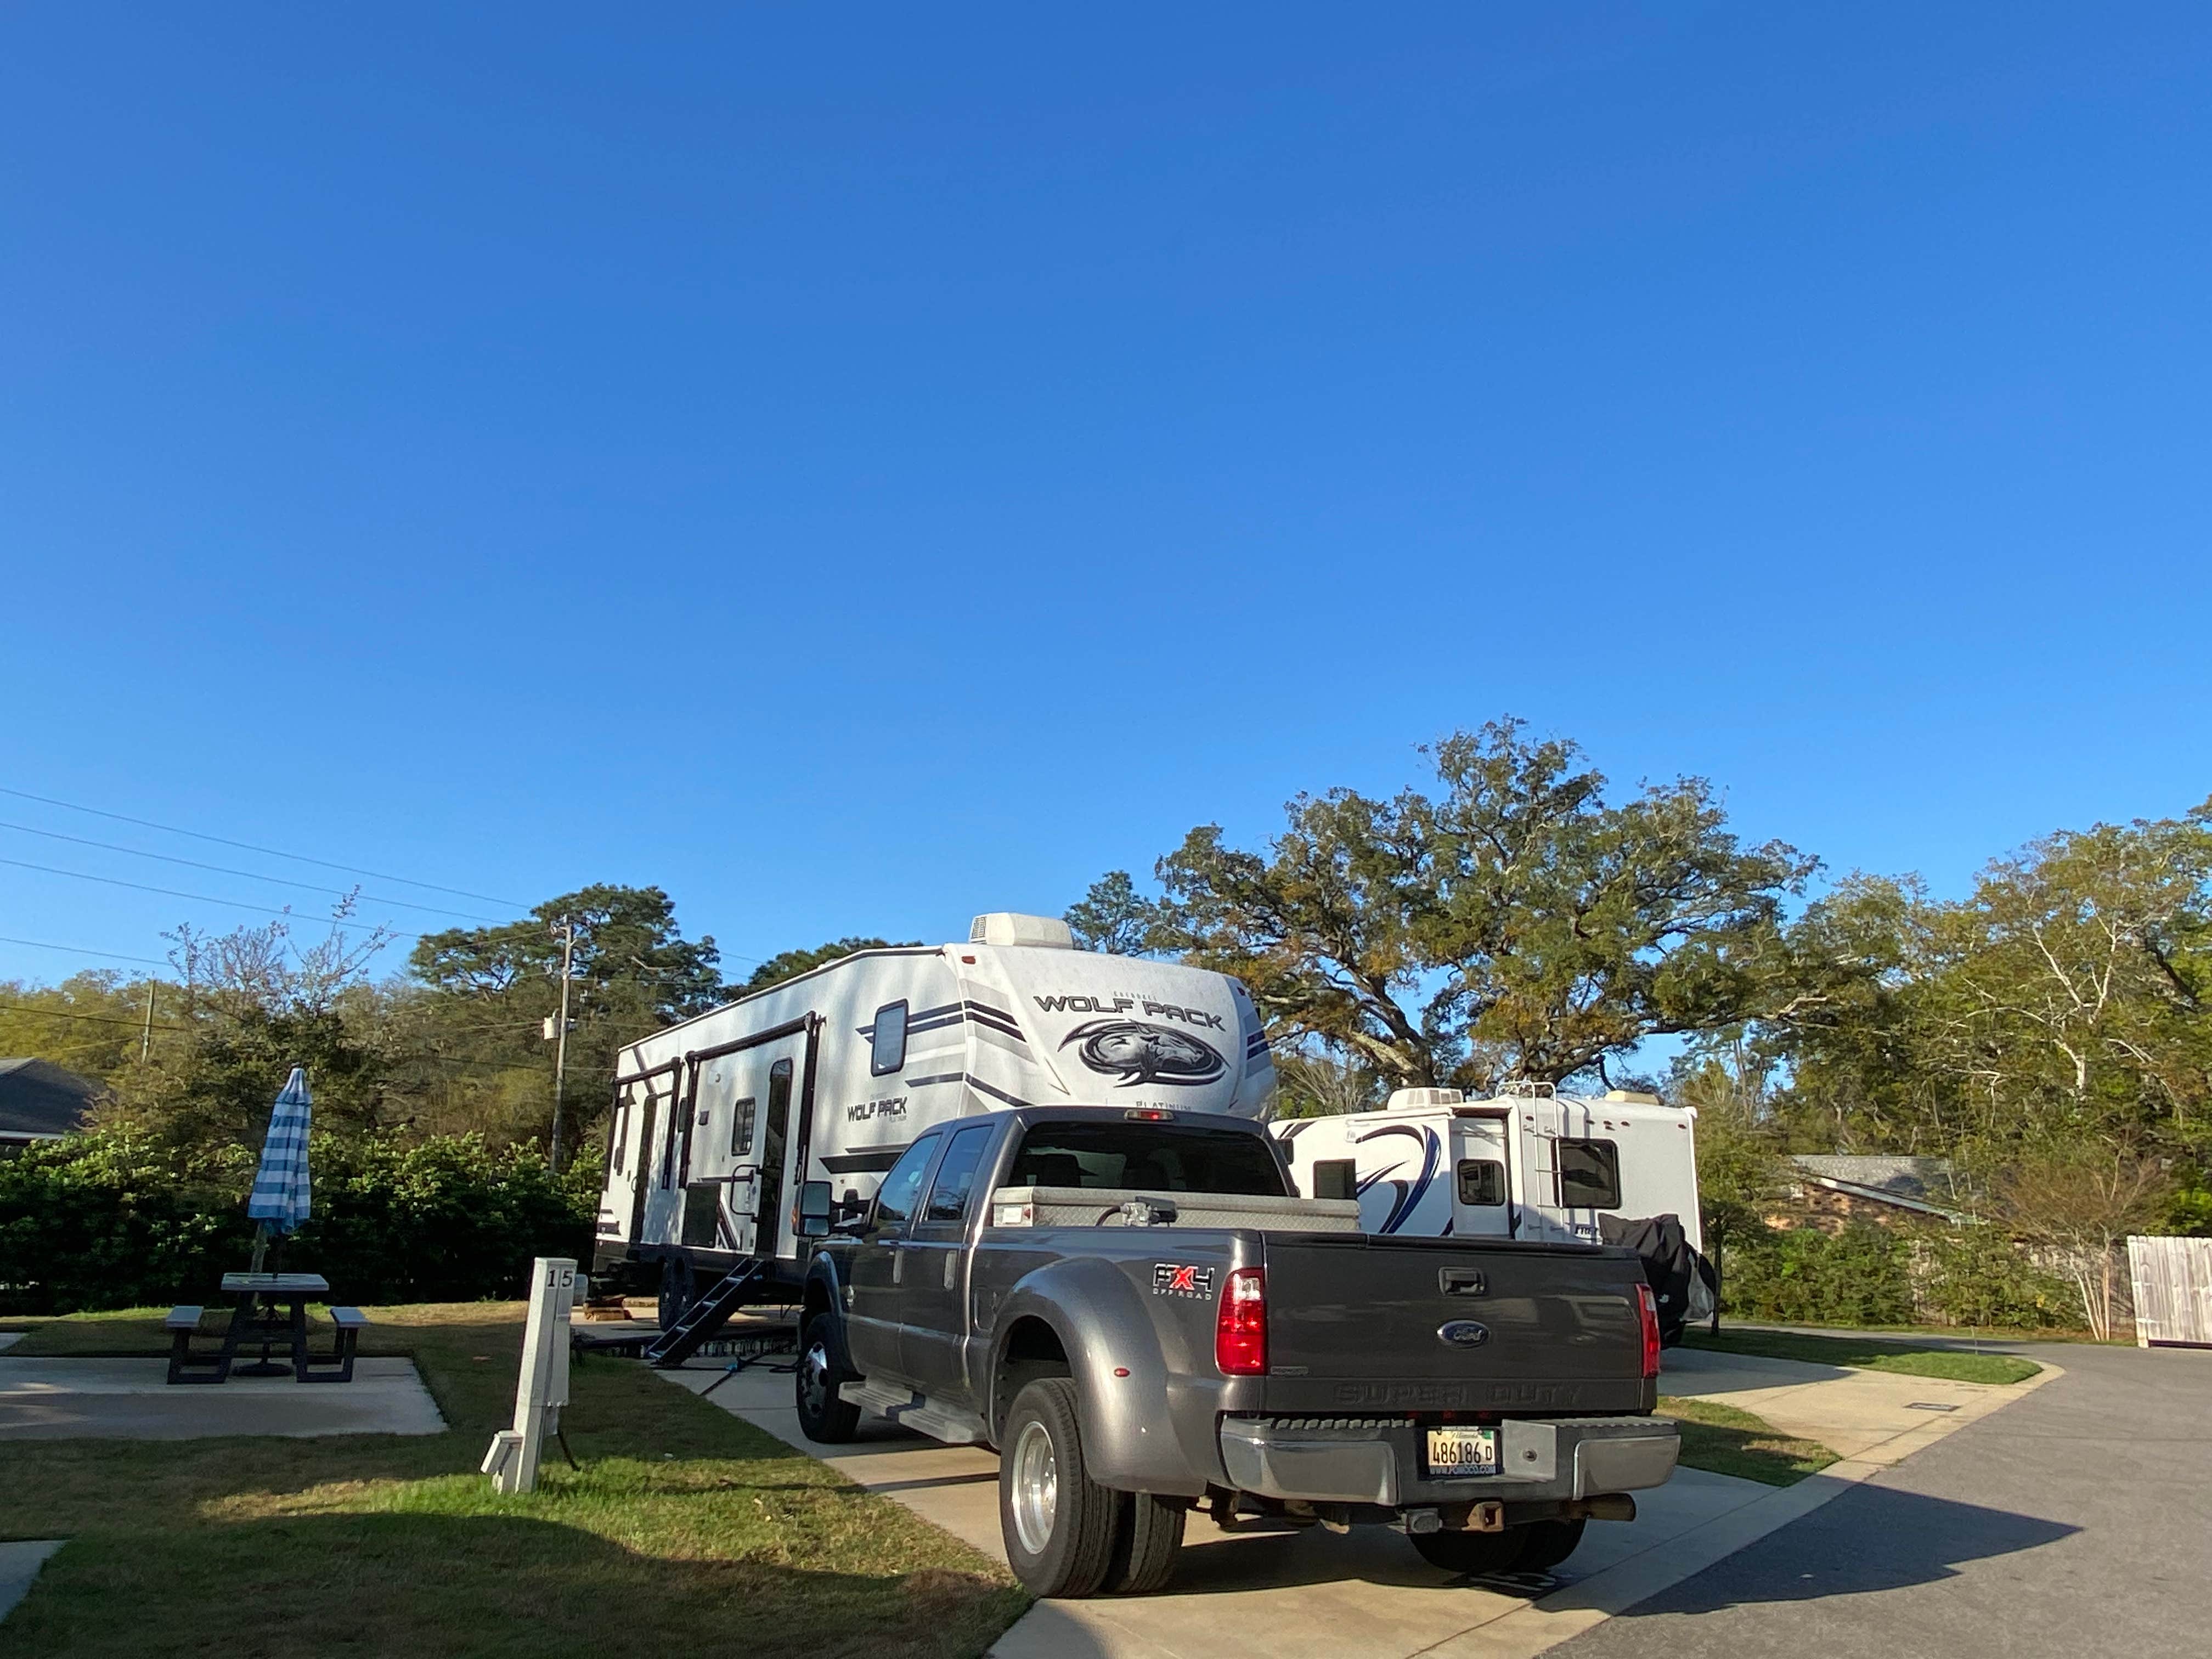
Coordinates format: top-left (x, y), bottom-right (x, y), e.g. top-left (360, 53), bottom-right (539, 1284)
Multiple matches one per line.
top-left (1351, 1123), bottom-right (1442, 1233)
top-left (1059, 1020), bottom-right (1228, 1087)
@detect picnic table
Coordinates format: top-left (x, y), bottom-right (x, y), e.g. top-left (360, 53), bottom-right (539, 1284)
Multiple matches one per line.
top-left (165, 1273), bottom-right (369, 1385)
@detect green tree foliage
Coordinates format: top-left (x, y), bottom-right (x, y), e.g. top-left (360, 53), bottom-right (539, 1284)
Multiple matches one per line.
top-left (1776, 804), bottom-right (2212, 1163)
top-left (1669, 1050), bottom-right (1788, 1266)
top-left (1151, 720), bottom-right (1813, 1091)
top-left (1064, 872), bottom-right (1165, 957)
top-left (0, 973), bottom-right (162, 1084)
top-left (1718, 1223), bottom-right (1916, 1327)
top-left (742, 938), bottom-right (915, 993)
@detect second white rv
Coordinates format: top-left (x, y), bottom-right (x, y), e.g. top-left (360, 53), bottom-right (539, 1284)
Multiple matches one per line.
top-left (1273, 1085), bottom-right (1705, 1252)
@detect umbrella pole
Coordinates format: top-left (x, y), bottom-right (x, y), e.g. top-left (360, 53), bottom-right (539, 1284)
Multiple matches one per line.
top-left (250, 1221), bottom-right (271, 1275)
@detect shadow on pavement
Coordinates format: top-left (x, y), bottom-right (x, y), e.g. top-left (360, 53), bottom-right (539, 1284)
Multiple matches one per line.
top-left (1616, 1480), bottom-right (2076, 1617)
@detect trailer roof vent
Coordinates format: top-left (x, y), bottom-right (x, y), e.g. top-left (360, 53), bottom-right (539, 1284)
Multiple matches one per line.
top-left (1386, 1087), bottom-right (1465, 1110)
top-left (1603, 1089), bottom-right (1663, 1105)
top-left (968, 912), bottom-right (1076, 950)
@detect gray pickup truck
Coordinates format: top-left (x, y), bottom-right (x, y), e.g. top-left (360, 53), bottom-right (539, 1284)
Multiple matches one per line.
top-left (791, 1104), bottom-right (1678, 1597)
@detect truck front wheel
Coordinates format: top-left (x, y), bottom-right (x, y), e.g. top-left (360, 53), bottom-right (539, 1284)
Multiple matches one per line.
top-left (794, 1317), bottom-right (861, 1443)
top-left (998, 1378), bottom-right (1120, 1598)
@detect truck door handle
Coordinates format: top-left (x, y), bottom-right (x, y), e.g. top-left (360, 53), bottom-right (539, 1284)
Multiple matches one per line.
top-left (1439, 1268), bottom-right (1487, 1296)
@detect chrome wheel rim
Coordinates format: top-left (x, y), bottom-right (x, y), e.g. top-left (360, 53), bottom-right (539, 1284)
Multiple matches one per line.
top-left (799, 1340), bottom-right (832, 1420)
top-left (1009, 1419), bottom-right (1058, 1556)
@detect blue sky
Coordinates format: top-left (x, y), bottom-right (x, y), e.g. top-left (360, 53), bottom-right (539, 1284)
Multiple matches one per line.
top-left (3, 4), bottom-right (2209, 986)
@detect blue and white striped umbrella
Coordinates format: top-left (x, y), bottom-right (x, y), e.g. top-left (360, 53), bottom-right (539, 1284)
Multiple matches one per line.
top-left (246, 1066), bottom-right (313, 1234)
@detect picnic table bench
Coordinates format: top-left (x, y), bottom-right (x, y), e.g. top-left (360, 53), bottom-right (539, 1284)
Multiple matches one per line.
top-left (163, 1276), bottom-right (371, 1385)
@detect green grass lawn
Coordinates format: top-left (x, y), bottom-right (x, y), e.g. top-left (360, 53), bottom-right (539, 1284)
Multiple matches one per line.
top-left (0, 1305), bottom-right (1026, 1658)
top-left (1657, 1396), bottom-right (1839, 1486)
top-left (1682, 1327), bottom-right (2042, 1385)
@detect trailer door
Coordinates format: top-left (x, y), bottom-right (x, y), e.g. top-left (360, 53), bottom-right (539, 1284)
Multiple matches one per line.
top-left (1447, 1114), bottom-right (1515, 1239)
top-left (713, 1031), bottom-right (812, 1260)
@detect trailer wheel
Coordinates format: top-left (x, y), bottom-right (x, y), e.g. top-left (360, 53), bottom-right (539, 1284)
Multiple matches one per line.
top-left (998, 1378), bottom-right (1119, 1598)
top-left (1104, 1492), bottom-right (1187, 1595)
top-left (657, 1255), bottom-right (694, 1331)
top-left (794, 1317), bottom-right (861, 1443)
top-left (1514, 1517), bottom-right (1587, 1573)
top-left (1410, 1524), bottom-right (1527, 1577)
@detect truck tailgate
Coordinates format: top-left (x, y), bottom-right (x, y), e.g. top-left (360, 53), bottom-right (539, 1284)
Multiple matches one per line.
top-left (1259, 1233), bottom-right (1652, 1416)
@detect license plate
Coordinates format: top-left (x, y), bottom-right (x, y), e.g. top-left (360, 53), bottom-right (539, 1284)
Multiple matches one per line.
top-left (1425, 1426), bottom-right (1499, 1479)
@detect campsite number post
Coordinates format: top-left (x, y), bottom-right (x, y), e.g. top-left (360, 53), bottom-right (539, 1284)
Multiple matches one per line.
top-left (481, 1257), bottom-right (576, 1494)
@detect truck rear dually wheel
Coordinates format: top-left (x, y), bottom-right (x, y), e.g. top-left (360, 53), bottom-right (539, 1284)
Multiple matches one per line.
top-left (1105, 1492), bottom-right (1187, 1595)
top-left (998, 1378), bottom-right (1119, 1598)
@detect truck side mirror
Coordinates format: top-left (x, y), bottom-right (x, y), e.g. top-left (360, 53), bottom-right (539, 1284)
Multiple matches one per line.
top-left (796, 1181), bottom-right (834, 1239)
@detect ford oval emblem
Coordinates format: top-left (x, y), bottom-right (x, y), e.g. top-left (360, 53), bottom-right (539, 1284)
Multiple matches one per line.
top-left (1437, 1319), bottom-right (1491, 1349)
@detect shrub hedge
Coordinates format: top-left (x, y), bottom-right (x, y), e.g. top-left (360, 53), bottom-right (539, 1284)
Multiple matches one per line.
top-left (0, 1130), bottom-right (596, 1314)
top-left (1717, 1220), bottom-right (2078, 1331)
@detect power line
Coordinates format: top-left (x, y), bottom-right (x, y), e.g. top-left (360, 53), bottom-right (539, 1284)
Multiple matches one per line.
top-left (0, 1000), bottom-right (190, 1034)
top-left (0, 821), bottom-right (508, 924)
top-left (0, 935), bottom-right (170, 969)
top-left (0, 855), bottom-right (428, 940)
top-left (0, 785), bottom-right (525, 909)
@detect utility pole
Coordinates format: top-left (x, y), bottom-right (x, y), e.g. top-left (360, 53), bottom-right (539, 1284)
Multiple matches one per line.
top-left (139, 981), bottom-right (156, 1065)
top-left (548, 917), bottom-right (576, 1172)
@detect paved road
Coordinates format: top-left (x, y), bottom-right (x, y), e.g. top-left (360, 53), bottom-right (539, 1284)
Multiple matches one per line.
top-left (1555, 1340), bottom-right (2211, 1659)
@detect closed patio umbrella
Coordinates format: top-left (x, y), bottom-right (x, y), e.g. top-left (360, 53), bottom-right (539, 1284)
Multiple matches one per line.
top-left (246, 1066), bottom-right (312, 1269)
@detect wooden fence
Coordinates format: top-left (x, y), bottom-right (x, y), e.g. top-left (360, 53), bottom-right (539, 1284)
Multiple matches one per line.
top-left (2127, 1235), bottom-right (2212, 1348)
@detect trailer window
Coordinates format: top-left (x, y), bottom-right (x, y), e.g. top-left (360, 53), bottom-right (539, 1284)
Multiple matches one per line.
top-left (1456, 1158), bottom-right (1506, 1206)
top-left (730, 1097), bottom-right (755, 1158)
top-left (1555, 1138), bottom-right (1621, 1209)
top-left (871, 1001), bottom-right (909, 1075)
top-left (1008, 1122), bottom-right (1287, 1197)
top-left (923, 1124), bottom-right (996, 1223)
top-left (610, 1103), bottom-right (629, 1175)
top-left (871, 1135), bottom-right (940, 1229)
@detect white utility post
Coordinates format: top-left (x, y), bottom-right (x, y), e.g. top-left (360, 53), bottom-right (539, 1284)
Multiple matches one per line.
top-left (548, 916), bottom-right (576, 1172)
top-left (481, 1256), bottom-right (576, 1494)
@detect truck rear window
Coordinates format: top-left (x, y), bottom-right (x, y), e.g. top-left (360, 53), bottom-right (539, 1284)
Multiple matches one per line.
top-left (1008, 1123), bottom-right (1288, 1197)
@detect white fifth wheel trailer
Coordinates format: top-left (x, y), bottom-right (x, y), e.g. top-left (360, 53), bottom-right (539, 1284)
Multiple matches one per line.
top-left (592, 912), bottom-right (1277, 1344)
top-left (1273, 1085), bottom-right (1702, 1249)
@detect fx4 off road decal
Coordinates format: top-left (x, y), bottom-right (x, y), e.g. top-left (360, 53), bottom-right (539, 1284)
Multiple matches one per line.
top-left (1152, 1262), bottom-right (1216, 1299)
top-left (1062, 1019), bottom-right (1228, 1087)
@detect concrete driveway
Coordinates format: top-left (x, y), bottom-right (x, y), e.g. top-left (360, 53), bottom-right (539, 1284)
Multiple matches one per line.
top-left (1551, 1338), bottom-right (2210, 1659)
top-left (664, 1335), bottom-right (2057, 1659)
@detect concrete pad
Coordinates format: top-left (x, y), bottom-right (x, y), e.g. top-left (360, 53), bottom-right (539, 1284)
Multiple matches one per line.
top-left (1658, 1345), bottom-right (2058, 1466)
top-left (0, 1540), bottom-right (65, 1624)
top-left (0, 1356), bottom-right (446, 1440)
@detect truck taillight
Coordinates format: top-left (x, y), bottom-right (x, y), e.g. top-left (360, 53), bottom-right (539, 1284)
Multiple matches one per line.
top-left (1216, 1267), bottom-right (1268, 1376)
top-left (1635, 1283), bottom-right (1661, 1380)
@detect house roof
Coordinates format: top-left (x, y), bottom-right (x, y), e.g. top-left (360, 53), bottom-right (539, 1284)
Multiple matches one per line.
top-left (0, 1058), bottom-right (103, 1138)
top-left (1790, 1154), bottom-right (1969, 1221)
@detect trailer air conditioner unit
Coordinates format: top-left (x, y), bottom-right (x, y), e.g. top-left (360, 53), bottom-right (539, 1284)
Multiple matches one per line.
top-left (969, 912), bottom-right (1076, 949)
top-left (1386, 1088), bottom-right (1465, 1110)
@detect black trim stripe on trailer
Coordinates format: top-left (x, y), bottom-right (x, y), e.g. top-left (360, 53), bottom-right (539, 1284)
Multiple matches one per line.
top-left (906, 1073), bottom-right (965, 1088)
top-left (859, 1001), bottom-right (961, 1040)
top-left (963, 1073), bottom-right (1032, 1109)
top-left (819, 1144), bottom-right (912, 1175)
top-left (963, 1001), bottom-right (1026, 1042)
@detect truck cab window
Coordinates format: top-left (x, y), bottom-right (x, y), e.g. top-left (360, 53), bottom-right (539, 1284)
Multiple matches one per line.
top-left (1555, 1138), bottom-right (1621, 1209)
top-left (871, 1001), bottom-right (909, 1075)
top-left (871, 1135), bottom-right (940, 1229)
top-left (923, 1124), bottom-right (996, 1222)
top-left (1456, 1159), bottom-right (1506, 1206)
top-left (1009, 1122), bottom-right (1288, 1197)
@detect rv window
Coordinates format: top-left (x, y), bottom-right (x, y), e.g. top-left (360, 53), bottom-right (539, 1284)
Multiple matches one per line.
top-left (1456, 1158), bottom-right (1506, 1206)
top-left (871, 1135), bottom-right (940, 1229)
top-left (1555, 1138), bottom-right (1622, 1209)
top-left (730, 1097), bottom-right (755, 1158)
top-left (1008, 1122), bottom-right (1288, 1197)
top-left (923, 1124), bottom-right (996, 1223)
top-left (871, 1001), bottom-right (909, 1075)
